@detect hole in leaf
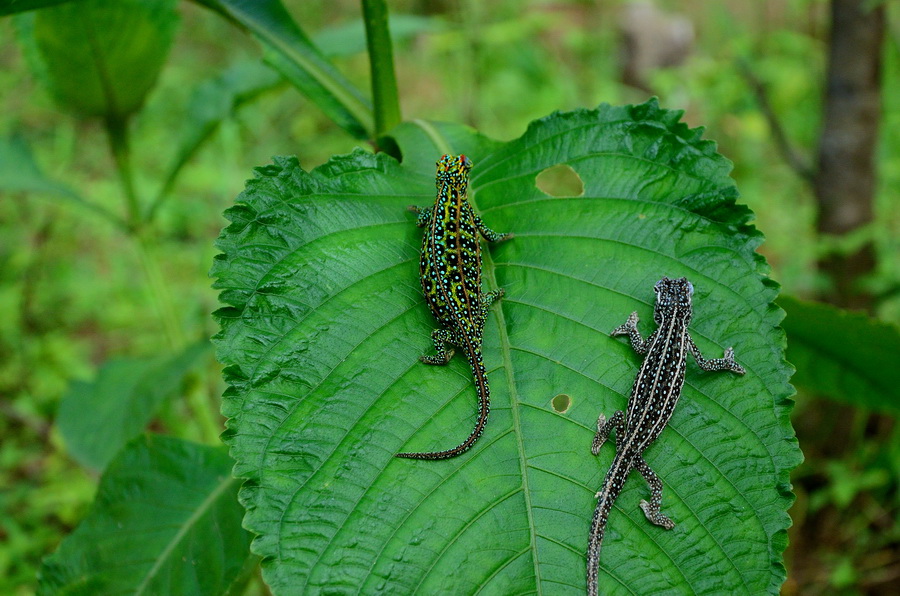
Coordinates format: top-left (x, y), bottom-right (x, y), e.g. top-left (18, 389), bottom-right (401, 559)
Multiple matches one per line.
top-left (535, 164), bottom-right (584, 197)
top-left (551, 393), bottom-right (572, 413)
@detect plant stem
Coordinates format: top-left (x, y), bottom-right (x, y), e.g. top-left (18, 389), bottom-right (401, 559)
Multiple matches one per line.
top-left (814, 0), bottom-right (883, 310)
top-left (105, 116), bottom-right (141, 230)
top-left (105, 115), bottom-right (218, 441)
top-left (362, 0), bottom-right (401, 137)
top-left (209, 1), bottom-right (374, 137)
top-left (104, 116), bottom-right (185, 350)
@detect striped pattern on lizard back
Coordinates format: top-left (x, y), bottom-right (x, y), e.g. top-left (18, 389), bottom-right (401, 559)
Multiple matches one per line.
top-left (586, 277), bottom-right (746, 595)
top-left (396, 154), bottom-right (511, 460)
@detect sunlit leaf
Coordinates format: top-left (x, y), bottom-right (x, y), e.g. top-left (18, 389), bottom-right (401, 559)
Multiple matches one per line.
top-left (212, 100), bottom-right (800, 594)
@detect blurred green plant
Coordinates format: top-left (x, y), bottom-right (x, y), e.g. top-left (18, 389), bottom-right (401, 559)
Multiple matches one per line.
top-left (780, 295), bottom-right (900, 415)
top-left (56, 340), bottom-right (211, 471)
top-left (0, 0), bottom-right (897, 594)
top-left (38, 435), bottom-right (255, 595)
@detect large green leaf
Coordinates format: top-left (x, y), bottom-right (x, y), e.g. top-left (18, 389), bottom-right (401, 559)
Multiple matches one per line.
top-left (57, 341), bottom-right (211, 471)
top-left (212, 100), bottom-right (800, 594)
top-left (38, 434), bottom-right (254, 596)
top-left (780, 294), bottom-right (900, 413)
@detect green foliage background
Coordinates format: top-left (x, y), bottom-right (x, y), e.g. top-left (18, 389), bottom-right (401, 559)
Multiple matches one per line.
top-left (1, 0), bottom-right (899, 595)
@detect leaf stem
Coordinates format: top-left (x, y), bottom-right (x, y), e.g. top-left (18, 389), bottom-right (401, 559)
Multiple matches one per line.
top-left (107, 122), bottom-right (218, 440)
top-left (361, 0), bottom-right (401, 138)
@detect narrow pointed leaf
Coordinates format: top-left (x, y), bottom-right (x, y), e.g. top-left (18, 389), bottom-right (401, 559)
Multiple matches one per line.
top-left (313, 14), bottom-right (444, 58)
top-left (196, 0), bottom-right (372, 139)
top-left (0, 134), bottom-right (81, 199)
top-left (38, 435), bottom-right (253, 596)
top-left (0, 134), bottom-right (124, 228)
top-left (150, 60), bottom-right (283, 220)
top-left (213, 100), bottom-right (800, 594)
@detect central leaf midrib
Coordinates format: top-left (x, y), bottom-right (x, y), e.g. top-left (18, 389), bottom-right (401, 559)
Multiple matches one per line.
top-left (133, 473), bottom-right (238, 595)
top-left (471, 201), bottom-right (543, 592)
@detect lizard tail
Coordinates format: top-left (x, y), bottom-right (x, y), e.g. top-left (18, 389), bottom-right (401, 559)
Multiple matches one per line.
top-left (395, 343), bottom-right (490, 460)
top-left (587, 452), bottom-right (632, 596)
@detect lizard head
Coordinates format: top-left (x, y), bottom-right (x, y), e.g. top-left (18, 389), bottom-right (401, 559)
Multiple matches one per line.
top-left (436, 154), bottom-right (473, 188)
top-left (653, 276), bottom-right (694, 324)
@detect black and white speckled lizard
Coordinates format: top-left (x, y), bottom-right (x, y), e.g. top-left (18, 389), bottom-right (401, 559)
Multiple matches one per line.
top-left (587, 276), bottom-right (745, 595)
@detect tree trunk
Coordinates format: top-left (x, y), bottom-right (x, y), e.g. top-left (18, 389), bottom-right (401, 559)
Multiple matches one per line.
top-left (814, 0), bottom-right (883, 310)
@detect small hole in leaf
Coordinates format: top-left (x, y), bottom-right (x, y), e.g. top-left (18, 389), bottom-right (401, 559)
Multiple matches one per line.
top-left (551, 393), bottom-right (572, 413)
top-left (535, 164), bottom-right (584, 197)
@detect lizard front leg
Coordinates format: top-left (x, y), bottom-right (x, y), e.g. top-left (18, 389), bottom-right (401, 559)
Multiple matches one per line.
top-left (471, 290), bottom-right (505, 338)
top-left (686, 336), bottom-right (746, 374)
top-left (407, 205), bottom-right (433, 227)
top-left (634, 457), bottom-right (676, 530)
top-left (611, 312), bottom-right (651, 354)
top-left (474, 215), bottom-right (513, 243)
top-left (478, 289), bottom-right (504, 321)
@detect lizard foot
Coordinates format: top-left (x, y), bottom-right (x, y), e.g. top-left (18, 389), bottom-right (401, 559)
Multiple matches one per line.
top-left (640, 499), bottom-right (675, 530)
top-left (611, 311), bottom-right (639, 336)
top-left (420, 350), bottom-right (454, 365)
top-left (723, 347), bottom-right (746, 375)
top-left (591, 414), bottom-right (607, 455)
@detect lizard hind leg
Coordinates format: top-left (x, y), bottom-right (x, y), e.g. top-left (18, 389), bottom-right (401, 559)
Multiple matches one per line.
top-left (635, 457), bottom-right (676, 530)
top-left (591, 410), bottom-right (625, 456)
top-left (420, 328), bottom-right (456, 365)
